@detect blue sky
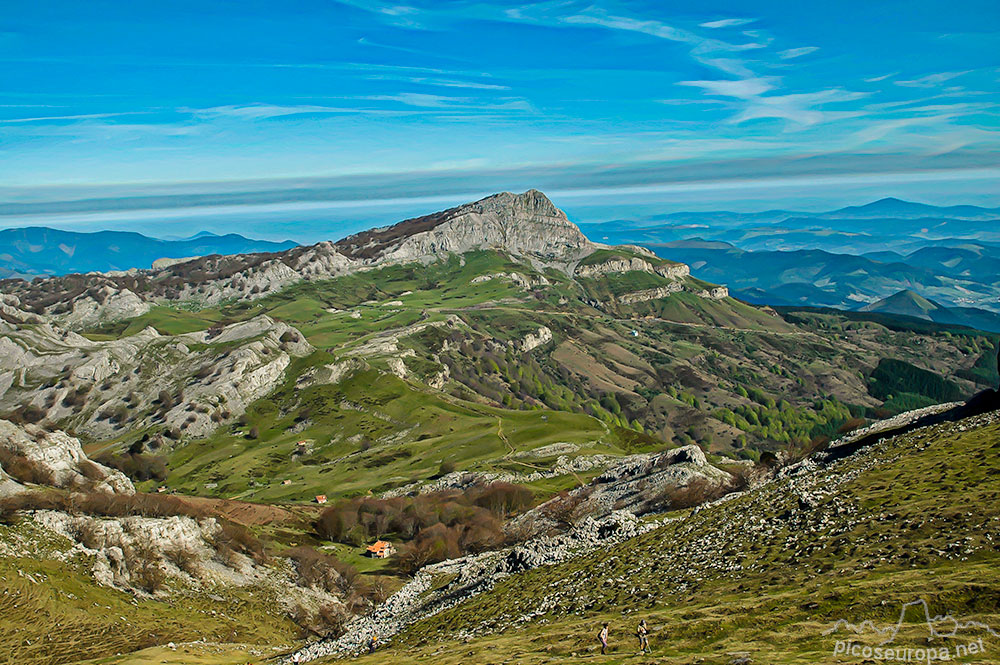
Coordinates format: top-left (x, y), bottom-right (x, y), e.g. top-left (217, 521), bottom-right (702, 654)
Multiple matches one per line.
top-left (1, 0), bottom-right (999, 232)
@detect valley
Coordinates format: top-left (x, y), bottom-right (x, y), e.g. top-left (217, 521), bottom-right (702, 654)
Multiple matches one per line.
top-left (1, 191), bottom-right (998, 664)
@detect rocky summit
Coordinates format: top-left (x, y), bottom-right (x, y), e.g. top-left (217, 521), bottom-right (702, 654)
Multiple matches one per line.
top-left (1, 190), bottom-right (998, 665)
top-left (335, 189), bottom-right (597, 266)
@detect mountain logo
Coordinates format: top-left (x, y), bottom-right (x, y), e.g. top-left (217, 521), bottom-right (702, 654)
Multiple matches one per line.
top-left (823, 599), bottom-right (997, 662)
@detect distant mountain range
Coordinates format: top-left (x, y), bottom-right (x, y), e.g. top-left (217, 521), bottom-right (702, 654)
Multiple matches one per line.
top-left (814, 197), bottom-right (1000, 221)
top-left (860, 290), bottom-right (1000, 333)
top-left (0, 227), bottom-right (298, 278)
top-left (580, 198), bottom-right (1000, 254)
top-left (574, 197), bottom-right (1000, 331)
top-left (646, 240), bottom-right (1000, 330)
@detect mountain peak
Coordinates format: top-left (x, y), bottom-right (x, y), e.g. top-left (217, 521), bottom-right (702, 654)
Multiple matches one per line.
top-left (334, 189), bottom-right (594, 264)
top-left (861, 289), bottom-right (941, 317)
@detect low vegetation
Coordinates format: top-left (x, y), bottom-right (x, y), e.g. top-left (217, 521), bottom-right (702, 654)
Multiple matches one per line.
top-left (317, 482), bottom-right (535, 574)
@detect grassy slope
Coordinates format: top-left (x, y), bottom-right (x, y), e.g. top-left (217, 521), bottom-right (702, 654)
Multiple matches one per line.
top-left (75, 249), bottom-right (997, 495)
top-left (159, 363), bottom-right (626, 503)
top-left (0, 522), bottom-right (297, 665)
top-left (334, 414), bottom-right (1000, 664)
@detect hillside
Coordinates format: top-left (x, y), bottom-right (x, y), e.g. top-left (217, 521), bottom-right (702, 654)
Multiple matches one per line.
top-left (1, 190), bottom-right (999, 664)
top-left (327, 404), bottom-right (1000, 664)
top-left (1, 191), bottom-right (996, 501)
top-left (0, 227), bottom-right (298, 278)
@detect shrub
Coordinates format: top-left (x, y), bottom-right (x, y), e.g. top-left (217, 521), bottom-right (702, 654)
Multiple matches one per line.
top-left (649, 477), bottom-right (728, 512)
top-left (125, 542), bottom-right (166, 593)
top-left (540, 488), bottom-right (593, 528)
top-left (61, 386), bottom-right (90, 408)
top-left (286, 546), bottom-right (358, 594)
top-left (18, 405), bottom-right (46, 424)
top-left (94, 452), bottom-right (167, 482)
top-left (0, 501), bottom-right (19, 526)
top-left (0, 448), bottom-right (56, 485)
top-left (291, 602), bottom-right (349, 638)
top-left (209, 521), bottom-right (267, 565)
top-left (164, 544), bottom-right (201, 575)
top-left (74, 520), bottom-right (106, 549)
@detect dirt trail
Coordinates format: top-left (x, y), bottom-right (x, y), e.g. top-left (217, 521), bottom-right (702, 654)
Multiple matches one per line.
top-left (494, 417), bottom-right (584, 486)
top-left (496, 417), bottom-right (515, 456)
top-left (172, 495), bottom-right (315, 527)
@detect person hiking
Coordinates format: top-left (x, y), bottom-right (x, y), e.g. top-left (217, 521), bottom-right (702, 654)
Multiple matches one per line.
top-left (369, 633), bottom-right (378, 654)
top-left (598, 622), bottom-right (610, 655)
top-left (636, 619), bottom-right (650, 654)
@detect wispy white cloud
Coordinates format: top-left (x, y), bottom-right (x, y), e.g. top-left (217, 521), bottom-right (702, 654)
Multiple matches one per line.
top-left (334, 0), bottom-right (430, 29)
top-left (864, 72), bottom-right (896, 83)
top-left (779, 46), bottom-right (819, 59)
top-left (678, 77), bottom-right (777, 99)
top-left (696, 58), bottom-right (756, 77)
top-left (895, 71), bottom-right (969, 88)
top-left (186, 104), bottom-right (363, 120)
top-left (732, 89), bottom-right (868, 126)
top-left (362, 92), bottom-right (534, 112)
top-left (700, 18), bottom-right (756, 29)
top-left (363, 93), bottom-right (472, 108)
top-left (362, 73), bottom-right (510, 90)
top-left (0, 111), bottom-right (143, 124)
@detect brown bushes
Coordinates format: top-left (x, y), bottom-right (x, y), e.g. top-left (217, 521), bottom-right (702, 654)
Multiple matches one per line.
top-left (0, 490), bottom-right (207, 520)
top-left (209, 521), bottom-right (267, 565)
top-left (164, 544), bottom-right (201, 575)
top-left (0, 501), bottom-right (19, 525)
top-left (317, 482), bottom-right (532, 544)
top-left (645, 477), bottom-right (734, 514)
top-left (0, 447), bottom-right (56, 485)
top-left (316, 482), bottom-right (534, 574)
top-left (286, 546), bottom-right (359, 595)
top-left (291, 602), bottom-right (349, 638)
top-left (61, 385), bottom-right (90, 408)
top-left (125, 541), bottom-right (166, 593)
top-left (4, 405), bottom-right (46, 425)
top-left (837, 417), bottom-right (866, 435)
top-left (540, 487), bottom-right (595, 529)
top-left (94, 451), bottom-right (168, 482)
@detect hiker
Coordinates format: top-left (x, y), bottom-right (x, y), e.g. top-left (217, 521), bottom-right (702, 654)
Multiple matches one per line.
top-left (599, 622), bottom-right (609, 654)
top-left (369, 633), bottom-right (378, 654)
top-left (291, 653), bottom-right (301, 664)
top-left (636, 619), bottom-right (650, 654)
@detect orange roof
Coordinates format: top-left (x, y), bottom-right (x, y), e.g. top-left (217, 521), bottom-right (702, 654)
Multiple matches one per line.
top-left (314, 495), bottom-right (328, 504)
top-left (366, 540), bottom-right (392, 554)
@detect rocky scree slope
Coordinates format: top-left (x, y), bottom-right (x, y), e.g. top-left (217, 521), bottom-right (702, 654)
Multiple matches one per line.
top-left (354, 407), bottom-right (1000, 664)
top-left (289, 444), bottom-right (737, 661)
top-left (0, 293), bottom-right (313, 441)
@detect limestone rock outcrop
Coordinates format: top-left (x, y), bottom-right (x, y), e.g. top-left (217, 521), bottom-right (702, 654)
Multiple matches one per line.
top-left (336, 190), bottom-right (598, 268)
top-left (0, 419), bottom-right (134, 494)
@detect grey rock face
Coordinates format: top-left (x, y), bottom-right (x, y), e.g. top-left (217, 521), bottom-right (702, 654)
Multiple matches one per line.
top-left (617, 283), bottom-right (683, 304)
top-left (0, 312), bottom-right (311, 441)
top-left (0, 459), bottom-right (24, 497)
top-left (0, 419), bottom-right (134, 494)
top-left (60, 288), bottom-right (151, 327)
top-left (337, 190), bottom-right (598, 268)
